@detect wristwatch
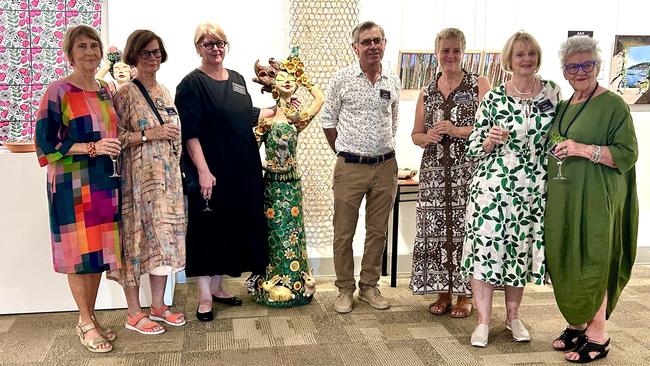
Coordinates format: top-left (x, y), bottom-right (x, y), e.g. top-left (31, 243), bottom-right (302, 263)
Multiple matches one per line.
top-left (141, 130), bottom-right (148, 142)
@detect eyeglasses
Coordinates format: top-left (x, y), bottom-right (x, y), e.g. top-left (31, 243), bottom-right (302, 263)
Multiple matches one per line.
top-left (138, 48), bottom-right (162, 60)
top-left (563, 60), bottom-right (597, 75)
top-left (357, 37), bottom-right (384, 47)
top-left (201, 40), bottom-right (228, 50)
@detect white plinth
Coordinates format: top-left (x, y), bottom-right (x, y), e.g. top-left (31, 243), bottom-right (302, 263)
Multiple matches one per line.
top-left (0, 149), bottom-right (173, 314)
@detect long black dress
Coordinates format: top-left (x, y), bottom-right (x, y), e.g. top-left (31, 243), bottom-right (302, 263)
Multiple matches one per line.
top-left (175, 69), bottom-right (268, 277)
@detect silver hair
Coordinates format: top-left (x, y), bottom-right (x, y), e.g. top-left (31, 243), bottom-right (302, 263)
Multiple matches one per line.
top-left (558, 36), bottom-right (602, 65)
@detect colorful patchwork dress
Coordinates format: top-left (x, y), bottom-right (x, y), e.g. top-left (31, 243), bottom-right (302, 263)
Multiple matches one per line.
top-left (461, 80), bottom-right (560, 287)
top-left (35, 80), bottom-right (121, 274)
top-left (253, 113), bottom-right (314, 307)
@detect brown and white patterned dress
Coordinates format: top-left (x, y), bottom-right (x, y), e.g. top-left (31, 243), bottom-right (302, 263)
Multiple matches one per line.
top-left (410, 71), bottom-right (479, 296)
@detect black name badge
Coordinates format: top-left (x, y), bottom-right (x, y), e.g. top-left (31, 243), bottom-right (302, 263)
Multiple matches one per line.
top-left (453, 92), bottom-right (472, 104)
top-left (538, 99), bottom-right (554, 112)
top-left (379, 89), bottom-right (391, 100)
top-left (232, 82), bottom-right (246, 95)
top-left (165, 107), bottom-right (178, 116)
top-left (97, 88), bottom-right (111, 101)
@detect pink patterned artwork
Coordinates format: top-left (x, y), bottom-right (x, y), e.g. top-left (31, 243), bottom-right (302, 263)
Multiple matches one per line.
top-left (0, 0), bottom-right (102, 142)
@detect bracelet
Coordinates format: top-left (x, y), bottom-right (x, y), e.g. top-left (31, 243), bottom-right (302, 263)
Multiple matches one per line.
top-left (590, 144), bottom-right (601, 164)
top-left (88, 142), bottom-right (97, 158)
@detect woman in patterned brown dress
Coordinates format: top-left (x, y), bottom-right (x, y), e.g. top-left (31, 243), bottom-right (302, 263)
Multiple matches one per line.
top-left (109, 30), bottom-right (186, 334)
top-left (410, 28), bottom-right (490, 317)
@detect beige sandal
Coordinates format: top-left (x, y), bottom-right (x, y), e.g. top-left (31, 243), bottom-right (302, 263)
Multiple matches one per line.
top-left (91, 315), bottom-right (116, 342)
top-left (75, 322), bottom-right (113, 353)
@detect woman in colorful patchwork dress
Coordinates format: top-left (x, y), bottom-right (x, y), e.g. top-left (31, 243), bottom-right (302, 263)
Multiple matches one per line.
top-left (251, 49), bottom-right (325, 307)
top-left (107, 30), bottom-right (186, 335)
top-left (461, 31), bottom-right (561, 347)
top-left (35, 25), bottom-right (121, 353)
top-left (546, 36), bottom-right (638, 364)
top-left (410, 28), bottom-right (490, 318)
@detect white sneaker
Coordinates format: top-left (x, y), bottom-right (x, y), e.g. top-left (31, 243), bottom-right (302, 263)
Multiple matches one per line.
top-left (471, 324), bottom-right (489, 347)
top-left (506, 319), bottom-right (530, 342)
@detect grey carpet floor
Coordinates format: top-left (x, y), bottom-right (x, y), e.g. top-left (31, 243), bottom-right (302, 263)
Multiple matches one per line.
top-left (1, 265), bottom-right (650, 365)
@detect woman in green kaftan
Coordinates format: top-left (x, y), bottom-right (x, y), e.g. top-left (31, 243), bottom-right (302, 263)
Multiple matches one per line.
top-left (545, 36), bottom-right (638, 364)
top-left (251, 49), bottom-right (325, 307)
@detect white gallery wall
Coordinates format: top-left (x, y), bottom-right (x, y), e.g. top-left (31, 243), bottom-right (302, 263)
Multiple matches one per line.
top-left (105, 0), bottom-right (650, 275)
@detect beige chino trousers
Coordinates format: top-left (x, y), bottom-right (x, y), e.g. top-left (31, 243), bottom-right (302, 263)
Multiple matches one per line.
top-left (332, 156), bottom-right (398, 290)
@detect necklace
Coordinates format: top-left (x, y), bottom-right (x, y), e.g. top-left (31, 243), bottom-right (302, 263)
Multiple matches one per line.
top-left (439, 73), bottom-right (462, 92)
top-left (512, 77), bottom-right (537, 96)
top-left (557, 83), bottom-right (599, 137)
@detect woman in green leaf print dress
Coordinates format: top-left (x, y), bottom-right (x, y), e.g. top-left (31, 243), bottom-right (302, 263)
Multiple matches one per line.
top-left (461, 32), bottom-right (561, 347)
top-left (251, 49), bottom-right (325, 307)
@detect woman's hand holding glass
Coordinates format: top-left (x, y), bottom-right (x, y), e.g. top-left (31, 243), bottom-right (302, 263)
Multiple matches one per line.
top-left (95, 138), bottom-right (121, 156)
top-left (147, 124), bottom-right (180, 141)
top-left (199, 170), bottom-right (216, 211)
top-left (482, 125), bottom-right (508, 153)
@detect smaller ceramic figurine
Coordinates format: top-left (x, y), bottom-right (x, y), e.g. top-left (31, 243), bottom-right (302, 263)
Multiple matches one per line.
top-left (96, 46), bottom-right (135, 93)
top-left (262, 275), bottom-right (297, 302)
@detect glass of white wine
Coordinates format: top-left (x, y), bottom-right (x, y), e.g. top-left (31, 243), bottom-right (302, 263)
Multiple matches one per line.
top-left (549, 132), bottom-right (567, 180)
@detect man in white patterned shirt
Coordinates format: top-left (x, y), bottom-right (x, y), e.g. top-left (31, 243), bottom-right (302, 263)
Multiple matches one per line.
top-left (321, 20), bottom-right (400, 314)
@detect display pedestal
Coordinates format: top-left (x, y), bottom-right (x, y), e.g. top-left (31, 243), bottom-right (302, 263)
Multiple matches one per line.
top-left (0, 150), bottom-right (174, 314)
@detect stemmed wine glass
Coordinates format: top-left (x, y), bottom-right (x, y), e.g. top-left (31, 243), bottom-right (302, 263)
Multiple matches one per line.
top-left (549, 132), bottom-right (567, 180)
top-left (203, 198), bottom-right (213, 212)
top-left (109, 153), bottom-right (121, 178)
top-left (498, 120), bottom-right (510, 154)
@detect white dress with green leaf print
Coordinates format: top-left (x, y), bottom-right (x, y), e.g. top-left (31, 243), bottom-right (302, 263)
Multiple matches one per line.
top-left (461, 80), bottom-right (561, 287)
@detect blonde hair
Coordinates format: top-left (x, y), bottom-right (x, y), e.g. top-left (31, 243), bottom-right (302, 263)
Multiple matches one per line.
top-left (193, 22), bottom-right (228, 54)
top-left (63, 25), bottom-right (103, 65)
top-left (434, 28), bottom-right (466, 52)
top-left (501, 31), bottom-right (542, 73)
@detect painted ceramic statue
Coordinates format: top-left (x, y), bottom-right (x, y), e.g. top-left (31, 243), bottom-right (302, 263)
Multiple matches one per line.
top-left (96, 46), bottom-right (135, 93)
top-left (252, 48), bottom-right (324, 307)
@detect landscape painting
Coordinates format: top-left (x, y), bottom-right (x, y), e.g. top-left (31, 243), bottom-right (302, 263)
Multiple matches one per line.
top-left (609, 35), bottom-right (650, 104)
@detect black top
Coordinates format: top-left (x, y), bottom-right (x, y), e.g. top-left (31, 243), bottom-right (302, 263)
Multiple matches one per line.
top-left (175, 69), bottom-right (268, 276)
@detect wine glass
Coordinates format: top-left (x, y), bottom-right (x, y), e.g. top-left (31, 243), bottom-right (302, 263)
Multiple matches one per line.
top-left (109, 153), bottom-right (121, 178)
top-left (548, 132), bottom-right (567, 181)
top-left (203, 197), bottom-right (213, 212)
top-left (498, 120), bottom-right (510, 154)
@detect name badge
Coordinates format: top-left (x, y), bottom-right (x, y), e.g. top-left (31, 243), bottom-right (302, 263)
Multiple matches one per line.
top-left (164, 107), bottom-right (178, 116)
top-left (379, 89), bottom-right (391, 100)
top-left (97, 88), bottom-right (111, 101)
top-left (537, 99), bottom-right (554, 113)
top-left (232, 82), bottom-right (246, 95)
top-left (453, 91), bottom-right (472, 104)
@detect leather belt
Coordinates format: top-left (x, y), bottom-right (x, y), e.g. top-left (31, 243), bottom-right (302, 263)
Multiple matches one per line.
top-left (337, 151), bottom-right (395, 165)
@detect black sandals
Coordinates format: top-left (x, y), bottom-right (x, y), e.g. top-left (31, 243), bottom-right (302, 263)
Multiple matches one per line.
top-left (566, 338), bottom-right (610, 363)
top-left (553, 327), bottom-right (587, 351)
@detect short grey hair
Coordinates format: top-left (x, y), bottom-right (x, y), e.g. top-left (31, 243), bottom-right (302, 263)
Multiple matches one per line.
top-left (351, 21), bottom-right (385, 44)
top-left (559, 36), bottom-right (602, 65)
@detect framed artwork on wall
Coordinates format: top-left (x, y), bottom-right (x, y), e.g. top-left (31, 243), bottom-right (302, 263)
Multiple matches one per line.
top-left (608, 35), bottom-right (650, 104)
top-left (0, 0), bottom-right (103, 143)
top-left (482, 51), bottom-right (510, 86)
top-left (462, 50), bottom-right (482, 74)
top-left (398, 51), bottom-right (437, 91)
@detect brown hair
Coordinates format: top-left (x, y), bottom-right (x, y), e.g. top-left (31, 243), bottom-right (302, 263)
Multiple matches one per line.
top-left (501, 31), bottom-right (542, 73)
top-left (63, 25), bottom-right (103, 65)
top-left (122, 29), bottom-right (168, 66)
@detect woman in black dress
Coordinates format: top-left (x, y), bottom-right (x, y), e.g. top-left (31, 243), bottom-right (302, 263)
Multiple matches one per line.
top-left (175, 22), bottom-right (271, 321)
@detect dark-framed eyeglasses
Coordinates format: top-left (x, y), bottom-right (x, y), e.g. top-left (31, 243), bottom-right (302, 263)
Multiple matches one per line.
top-left (357, 37), bottom-right (384, 47)
top-left (563, 60), bottom-right (597, 75)
top-left (138, 48), bottom-right (162, 60)
top-left (201, 40), bottom-right (228, 50)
